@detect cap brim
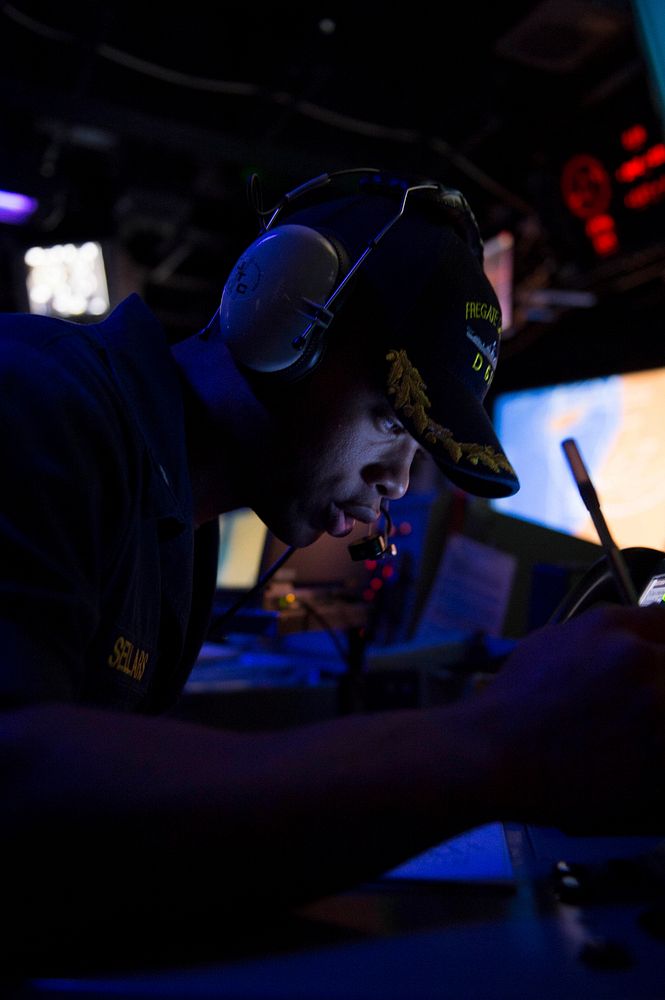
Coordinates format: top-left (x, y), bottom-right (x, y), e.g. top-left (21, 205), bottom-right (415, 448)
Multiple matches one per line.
top-left (396, 365), bottom-right (520, 498)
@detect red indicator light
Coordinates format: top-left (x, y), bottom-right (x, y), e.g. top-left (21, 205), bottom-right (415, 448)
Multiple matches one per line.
top-left (585, 214), bottom-right (614, 236)
top-left (561, 154), bottom-right (612, 219)
top-left (381, 565), bottom-right (395, 580)
top-left (364, 560), bottom-right (377, 571)
top-left (398, 521), bottom-right (412, 535)
top-left (584, 214), bottom-right (618, 257)
top-left (624, 174), bottom-right (665, 209)
top-left (592, 231), bottom-right (619, 255)
top-left (621, 124), bottom-right (648, 151)
top-left (370, 577), bottom-right (383, 591)
top-left (615, 143), bottom-right (665, 185)
top-left (616, 156), bottom-right (645, 183)
top-left (646, 143), bottom-right (665, 168)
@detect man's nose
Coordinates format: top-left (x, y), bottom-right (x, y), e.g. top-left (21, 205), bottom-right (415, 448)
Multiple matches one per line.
top-left (364, 444), bottom-right (415, 500)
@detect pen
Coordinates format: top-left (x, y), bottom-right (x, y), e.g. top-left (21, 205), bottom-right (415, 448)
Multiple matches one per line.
top-left (561, 437), bottom-right (638, 605)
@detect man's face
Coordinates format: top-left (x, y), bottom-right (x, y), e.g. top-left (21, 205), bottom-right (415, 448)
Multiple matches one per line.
top-left (249, 357), bottom-right (423, 548)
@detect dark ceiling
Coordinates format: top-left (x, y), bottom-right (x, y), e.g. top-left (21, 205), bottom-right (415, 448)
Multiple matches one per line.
top-left (1, 0), bottom-right (664, 396)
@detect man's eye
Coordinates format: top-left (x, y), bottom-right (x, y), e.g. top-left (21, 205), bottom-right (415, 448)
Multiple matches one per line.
top-left (381, 416), bottom-right (404, 435)
top-left (372, 405), bottom-right (405, 435)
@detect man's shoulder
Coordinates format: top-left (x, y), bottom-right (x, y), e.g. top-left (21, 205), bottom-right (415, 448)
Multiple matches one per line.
top-left (0, 309), bottom-right (77, 348)
top-left (0, 294), bottom-right (185, 486)
top-left (0, 312), bottom-right (103, 409)
top-left (0, 304), bottom-right (136, 438)
top-left (0, 295), bottom-right (159, 391)
top-left (0, 294), bottom-right (153, 341)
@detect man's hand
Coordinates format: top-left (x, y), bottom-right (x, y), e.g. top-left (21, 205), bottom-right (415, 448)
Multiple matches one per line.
top-left (483, 603), bottom-right (665, 833)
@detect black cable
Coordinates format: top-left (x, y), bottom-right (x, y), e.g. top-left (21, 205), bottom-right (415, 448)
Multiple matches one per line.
top-left (212, 544), bottom-right (296, 637)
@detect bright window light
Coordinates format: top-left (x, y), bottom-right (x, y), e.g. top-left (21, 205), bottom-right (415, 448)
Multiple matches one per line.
top-left (24, 241), bottom-right (110, 318)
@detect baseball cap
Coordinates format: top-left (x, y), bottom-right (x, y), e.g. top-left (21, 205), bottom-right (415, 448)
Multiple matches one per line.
top-left (284, 178), bottom-right (520, 499)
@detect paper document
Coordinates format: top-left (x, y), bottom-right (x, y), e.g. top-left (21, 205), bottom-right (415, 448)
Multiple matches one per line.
top-left (419, 533), bottom-right (517, 638)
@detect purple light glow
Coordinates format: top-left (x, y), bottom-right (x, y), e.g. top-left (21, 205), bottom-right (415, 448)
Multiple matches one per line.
top-left (0, 189), bottom-right (38, 224)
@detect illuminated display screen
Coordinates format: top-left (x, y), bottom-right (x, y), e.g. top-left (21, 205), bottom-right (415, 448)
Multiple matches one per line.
top-left (217, 508), bottom-right (268, 591)
top-left (491, 367), bottom-right (665, 552)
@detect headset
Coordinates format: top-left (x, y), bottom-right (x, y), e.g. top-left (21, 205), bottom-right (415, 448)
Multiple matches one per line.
top-left (217, 166), bottom-right (486, 385)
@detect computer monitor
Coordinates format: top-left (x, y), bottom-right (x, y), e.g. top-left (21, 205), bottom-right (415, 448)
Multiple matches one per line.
top-left (216, 508), bottom-right (270, 594)
top-left (491, 366), bottom-right (665, 551)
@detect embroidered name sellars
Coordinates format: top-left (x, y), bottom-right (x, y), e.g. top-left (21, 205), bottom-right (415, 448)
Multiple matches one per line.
top-left (108, 635), bottom-right (149, 681)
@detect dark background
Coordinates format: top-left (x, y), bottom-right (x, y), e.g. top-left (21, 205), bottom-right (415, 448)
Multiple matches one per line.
top-left (1, 0), bottom-right (664, 402)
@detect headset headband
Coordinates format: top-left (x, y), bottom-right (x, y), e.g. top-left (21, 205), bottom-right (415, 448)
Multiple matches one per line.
top-left (219, 167), bottom-right (485, 381)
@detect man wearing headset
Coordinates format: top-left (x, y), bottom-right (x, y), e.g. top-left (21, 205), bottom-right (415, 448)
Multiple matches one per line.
top-left (1, 169), bottom-right (664, 965)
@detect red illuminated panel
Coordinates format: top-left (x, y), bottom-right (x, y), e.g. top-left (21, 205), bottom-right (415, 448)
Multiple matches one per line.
top-left (561, 119), bottom-right (665, 258)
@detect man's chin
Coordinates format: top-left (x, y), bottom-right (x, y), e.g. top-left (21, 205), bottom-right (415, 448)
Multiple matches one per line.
top-left (269, 521), bottom-right (323, 550)
top-left (292, 528), bottom-right (324, 548)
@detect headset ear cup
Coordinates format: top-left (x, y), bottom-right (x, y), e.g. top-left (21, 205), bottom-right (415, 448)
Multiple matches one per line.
top-left (220, 224), bottom-right (345, 376)
top-left (268, 228), bottom-right (353, 384)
